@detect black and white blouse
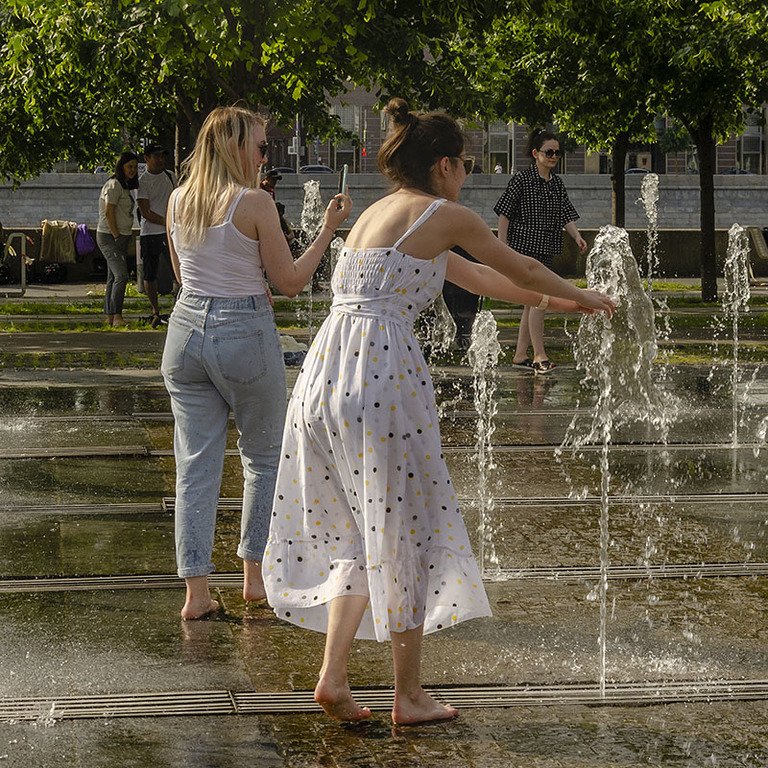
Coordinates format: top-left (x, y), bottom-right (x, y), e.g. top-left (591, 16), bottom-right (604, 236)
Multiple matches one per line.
top-left (493, 165), bottom-right (579, 266)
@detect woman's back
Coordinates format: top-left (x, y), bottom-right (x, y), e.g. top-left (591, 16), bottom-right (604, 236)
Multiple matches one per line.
top-left (345, 191), bottom-right (457, 261)
top-left (170, 188), bottom-right (267, 297)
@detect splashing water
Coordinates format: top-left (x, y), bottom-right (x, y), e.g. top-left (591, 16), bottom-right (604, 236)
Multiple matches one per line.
top-left (295, 180), bottom-right (327, 341)
top-left (559, 225), bottom-right (674, 696)
top-left (722, 224), bottom-right (751, 447)
top-left (467, 309), bottom-right (501, 577)
top-left (299, 180), bottom-right (324, 243)
top-left (639, 173), bottom-right (660, 296)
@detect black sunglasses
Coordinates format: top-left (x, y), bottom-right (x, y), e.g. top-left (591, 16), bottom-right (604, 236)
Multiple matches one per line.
top-left (538, 148), bottom-right (562, 158)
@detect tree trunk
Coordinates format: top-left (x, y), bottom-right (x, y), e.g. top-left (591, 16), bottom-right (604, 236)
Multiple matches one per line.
top-left (695, 116), bottom-right (718, 302)
top-left (610, 132), bottom-right (630, 227)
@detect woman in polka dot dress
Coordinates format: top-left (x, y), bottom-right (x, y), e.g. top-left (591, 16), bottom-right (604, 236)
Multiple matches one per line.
top-left (263, 98), bottom-right (615, 725)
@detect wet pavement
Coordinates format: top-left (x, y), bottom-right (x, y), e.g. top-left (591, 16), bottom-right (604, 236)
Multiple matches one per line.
top-left (1, 295), bottom-right (768, 766)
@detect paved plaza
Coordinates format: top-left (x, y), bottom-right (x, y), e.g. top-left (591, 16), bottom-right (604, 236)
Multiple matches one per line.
top-left (0, 284), bottom-right (767, 766)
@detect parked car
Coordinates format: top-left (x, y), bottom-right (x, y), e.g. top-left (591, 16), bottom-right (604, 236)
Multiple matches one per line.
top-left (299, 164), bottom-right (335, 174)
top-left (722, 167), bottom-right (754, 175)
top-left (269, 166), bottom-right (296, 174)
top-left (625, 167), bottom-right (650, 174)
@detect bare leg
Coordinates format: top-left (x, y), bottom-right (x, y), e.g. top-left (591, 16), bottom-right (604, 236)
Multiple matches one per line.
top-left (391, 625), bottom-right (458, 725)
top-left (146, 279), bottom-right (161, 318)
top-left (106, 314), bottom-right (114, 326)
top-left (513, 305), bottom-right (532, 363)
top-left (528, 306), bottom-right (548, 362)
top-left (181, 575), bottom-right (219, 620)
top-left (112, 314), bottom-right (126, 327)
top-left (314, 595), bottom-right (372, 721)
top-left (243, 559), bottom-right (266, 602)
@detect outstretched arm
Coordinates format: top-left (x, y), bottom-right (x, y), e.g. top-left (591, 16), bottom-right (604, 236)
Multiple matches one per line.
top-left (445, 252), bottom-right (601, 314)
top-left (440, 205), bottom-right (614, 316)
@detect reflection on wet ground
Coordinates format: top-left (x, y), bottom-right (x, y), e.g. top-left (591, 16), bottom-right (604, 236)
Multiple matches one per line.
top-left (1, 366), bottom-right (767, 766)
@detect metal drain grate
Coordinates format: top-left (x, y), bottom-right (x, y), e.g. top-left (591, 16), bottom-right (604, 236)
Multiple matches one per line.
top-left (1, 502), bottom-right (166, 516)
top-left (1, 562), bottom-right (766, 594)
top-left (0, 445), bottom-right (149, 459)
top-left (162, 492), bottom-right (768, 514)
top-left (3, 679), bottom-right (767, 721)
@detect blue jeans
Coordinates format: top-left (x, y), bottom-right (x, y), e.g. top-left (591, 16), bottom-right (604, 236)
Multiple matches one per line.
top-left (161, 291), bottom-right (287, 578)
top-left (96, 232), bottom-right (130, 315)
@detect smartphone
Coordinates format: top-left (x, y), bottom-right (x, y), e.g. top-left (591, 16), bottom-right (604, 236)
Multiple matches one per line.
top-left (338, 164), bottom-right (349, 195)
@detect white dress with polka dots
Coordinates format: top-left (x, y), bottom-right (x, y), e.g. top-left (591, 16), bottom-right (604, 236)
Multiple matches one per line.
top-left (263, 199), bottom-right (491, 641)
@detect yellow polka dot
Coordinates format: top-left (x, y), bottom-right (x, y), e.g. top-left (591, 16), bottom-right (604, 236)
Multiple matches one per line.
top-left (396, 622), bottom-right (402, 628)
top-left (391, 405), bottom-right (397, 411)
top-left (315, 521), bottom-right (322, 526)
top-left (425, 454), bottom-right (431, 460)
top-left (410, 529), bottom-right (416, 535)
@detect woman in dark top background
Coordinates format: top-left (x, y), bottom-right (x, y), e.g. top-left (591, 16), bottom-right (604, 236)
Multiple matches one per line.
top-left (494, 129), bottom-right (587, 373)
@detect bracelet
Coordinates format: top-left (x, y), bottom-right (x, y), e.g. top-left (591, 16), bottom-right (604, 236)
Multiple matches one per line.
top-left (537, 294), bottom-right (549, 310)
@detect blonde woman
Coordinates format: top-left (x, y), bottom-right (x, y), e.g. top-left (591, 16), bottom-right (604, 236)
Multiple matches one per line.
top-left (162, 106), bottom-right (351, 620)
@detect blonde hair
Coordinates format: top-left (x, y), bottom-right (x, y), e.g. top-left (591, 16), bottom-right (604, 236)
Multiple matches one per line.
top-left (174, 106), bottom-right (266, 245)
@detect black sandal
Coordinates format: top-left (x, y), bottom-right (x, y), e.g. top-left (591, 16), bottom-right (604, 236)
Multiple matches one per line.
top-left (532, 360), bottom-right (556, 375)
top-left (512, 358), bottom-right (534, 369)
top-left (150, 314), bottom-right (163, 329)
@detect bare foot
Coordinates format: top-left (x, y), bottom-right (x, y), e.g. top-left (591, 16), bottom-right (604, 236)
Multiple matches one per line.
top-left (243, 560), bottom-right (267, 603)
top-left (392, 689), bottom-right (458, 725)
top-left (181, 597), bottom-right (219, 620)
top-left (314, 678), bottom-right (372, 722)
top-left (112, 315), bottom-right (126, 327)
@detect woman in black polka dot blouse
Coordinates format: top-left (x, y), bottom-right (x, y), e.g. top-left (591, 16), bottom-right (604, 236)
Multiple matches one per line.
top-left (494, 129), bottom-right (588, 374)
top-left (263, 99), bottom-right (614, 726)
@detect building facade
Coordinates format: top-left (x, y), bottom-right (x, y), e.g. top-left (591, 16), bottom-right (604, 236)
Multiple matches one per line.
top-left (266, 88), bottom-right (766, 177)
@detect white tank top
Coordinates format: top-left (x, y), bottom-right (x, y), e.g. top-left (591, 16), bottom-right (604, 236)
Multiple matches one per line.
top-left (170, 187), bottom-right (267, 297)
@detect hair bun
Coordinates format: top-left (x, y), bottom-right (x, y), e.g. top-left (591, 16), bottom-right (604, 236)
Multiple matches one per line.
top-left (385, 97), bottom-right (414, 127)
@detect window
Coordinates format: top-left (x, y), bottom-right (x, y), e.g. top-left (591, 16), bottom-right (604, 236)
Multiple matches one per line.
top-left (739, 126), bottom-right (763, 174)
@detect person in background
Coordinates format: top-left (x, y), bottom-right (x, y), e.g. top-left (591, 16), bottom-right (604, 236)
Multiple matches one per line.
top-left (162, 106), bottom-right (350, 621)
top-left (494, 162), bottom-right (503, 174)
top-left (262, 97), bottom-right (614, 726)
top-left (96, 151), bottom-right (139, 326)
top-left (260, 169), bottom-right (281, 199)
top-left (137, 144), bottom-right (176, 328)
top-left (494, 129), bottom-right (587, 374)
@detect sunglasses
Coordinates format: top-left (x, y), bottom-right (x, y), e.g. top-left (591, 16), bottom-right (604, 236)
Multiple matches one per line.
top-left (461, 156), bottom-right (475, 174)
top-left (257, 141), bottom-right (269, 156)
top-left (537, 148), bottom-right (562, 158)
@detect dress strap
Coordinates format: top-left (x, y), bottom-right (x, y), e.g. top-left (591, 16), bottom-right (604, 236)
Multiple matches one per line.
top-left (224, 187), bottom-right (250, 222)
top-left (393, 198), bottom-right (447, 251)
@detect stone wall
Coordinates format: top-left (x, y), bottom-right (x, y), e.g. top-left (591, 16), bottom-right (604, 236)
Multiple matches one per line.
top-left (2, 173), bottom-right (767, 279)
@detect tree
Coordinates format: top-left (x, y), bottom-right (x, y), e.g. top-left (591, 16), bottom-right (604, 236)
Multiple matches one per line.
top-left (464, 1), bottom-right (660, 227)
top-left (650, 0), bottom-right (768, 300)
top-left (0, 0), bottom-right (505, 179)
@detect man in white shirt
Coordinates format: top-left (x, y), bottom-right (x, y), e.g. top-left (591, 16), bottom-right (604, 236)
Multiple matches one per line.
top-left (137, 144), bottom-right (176, 327)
